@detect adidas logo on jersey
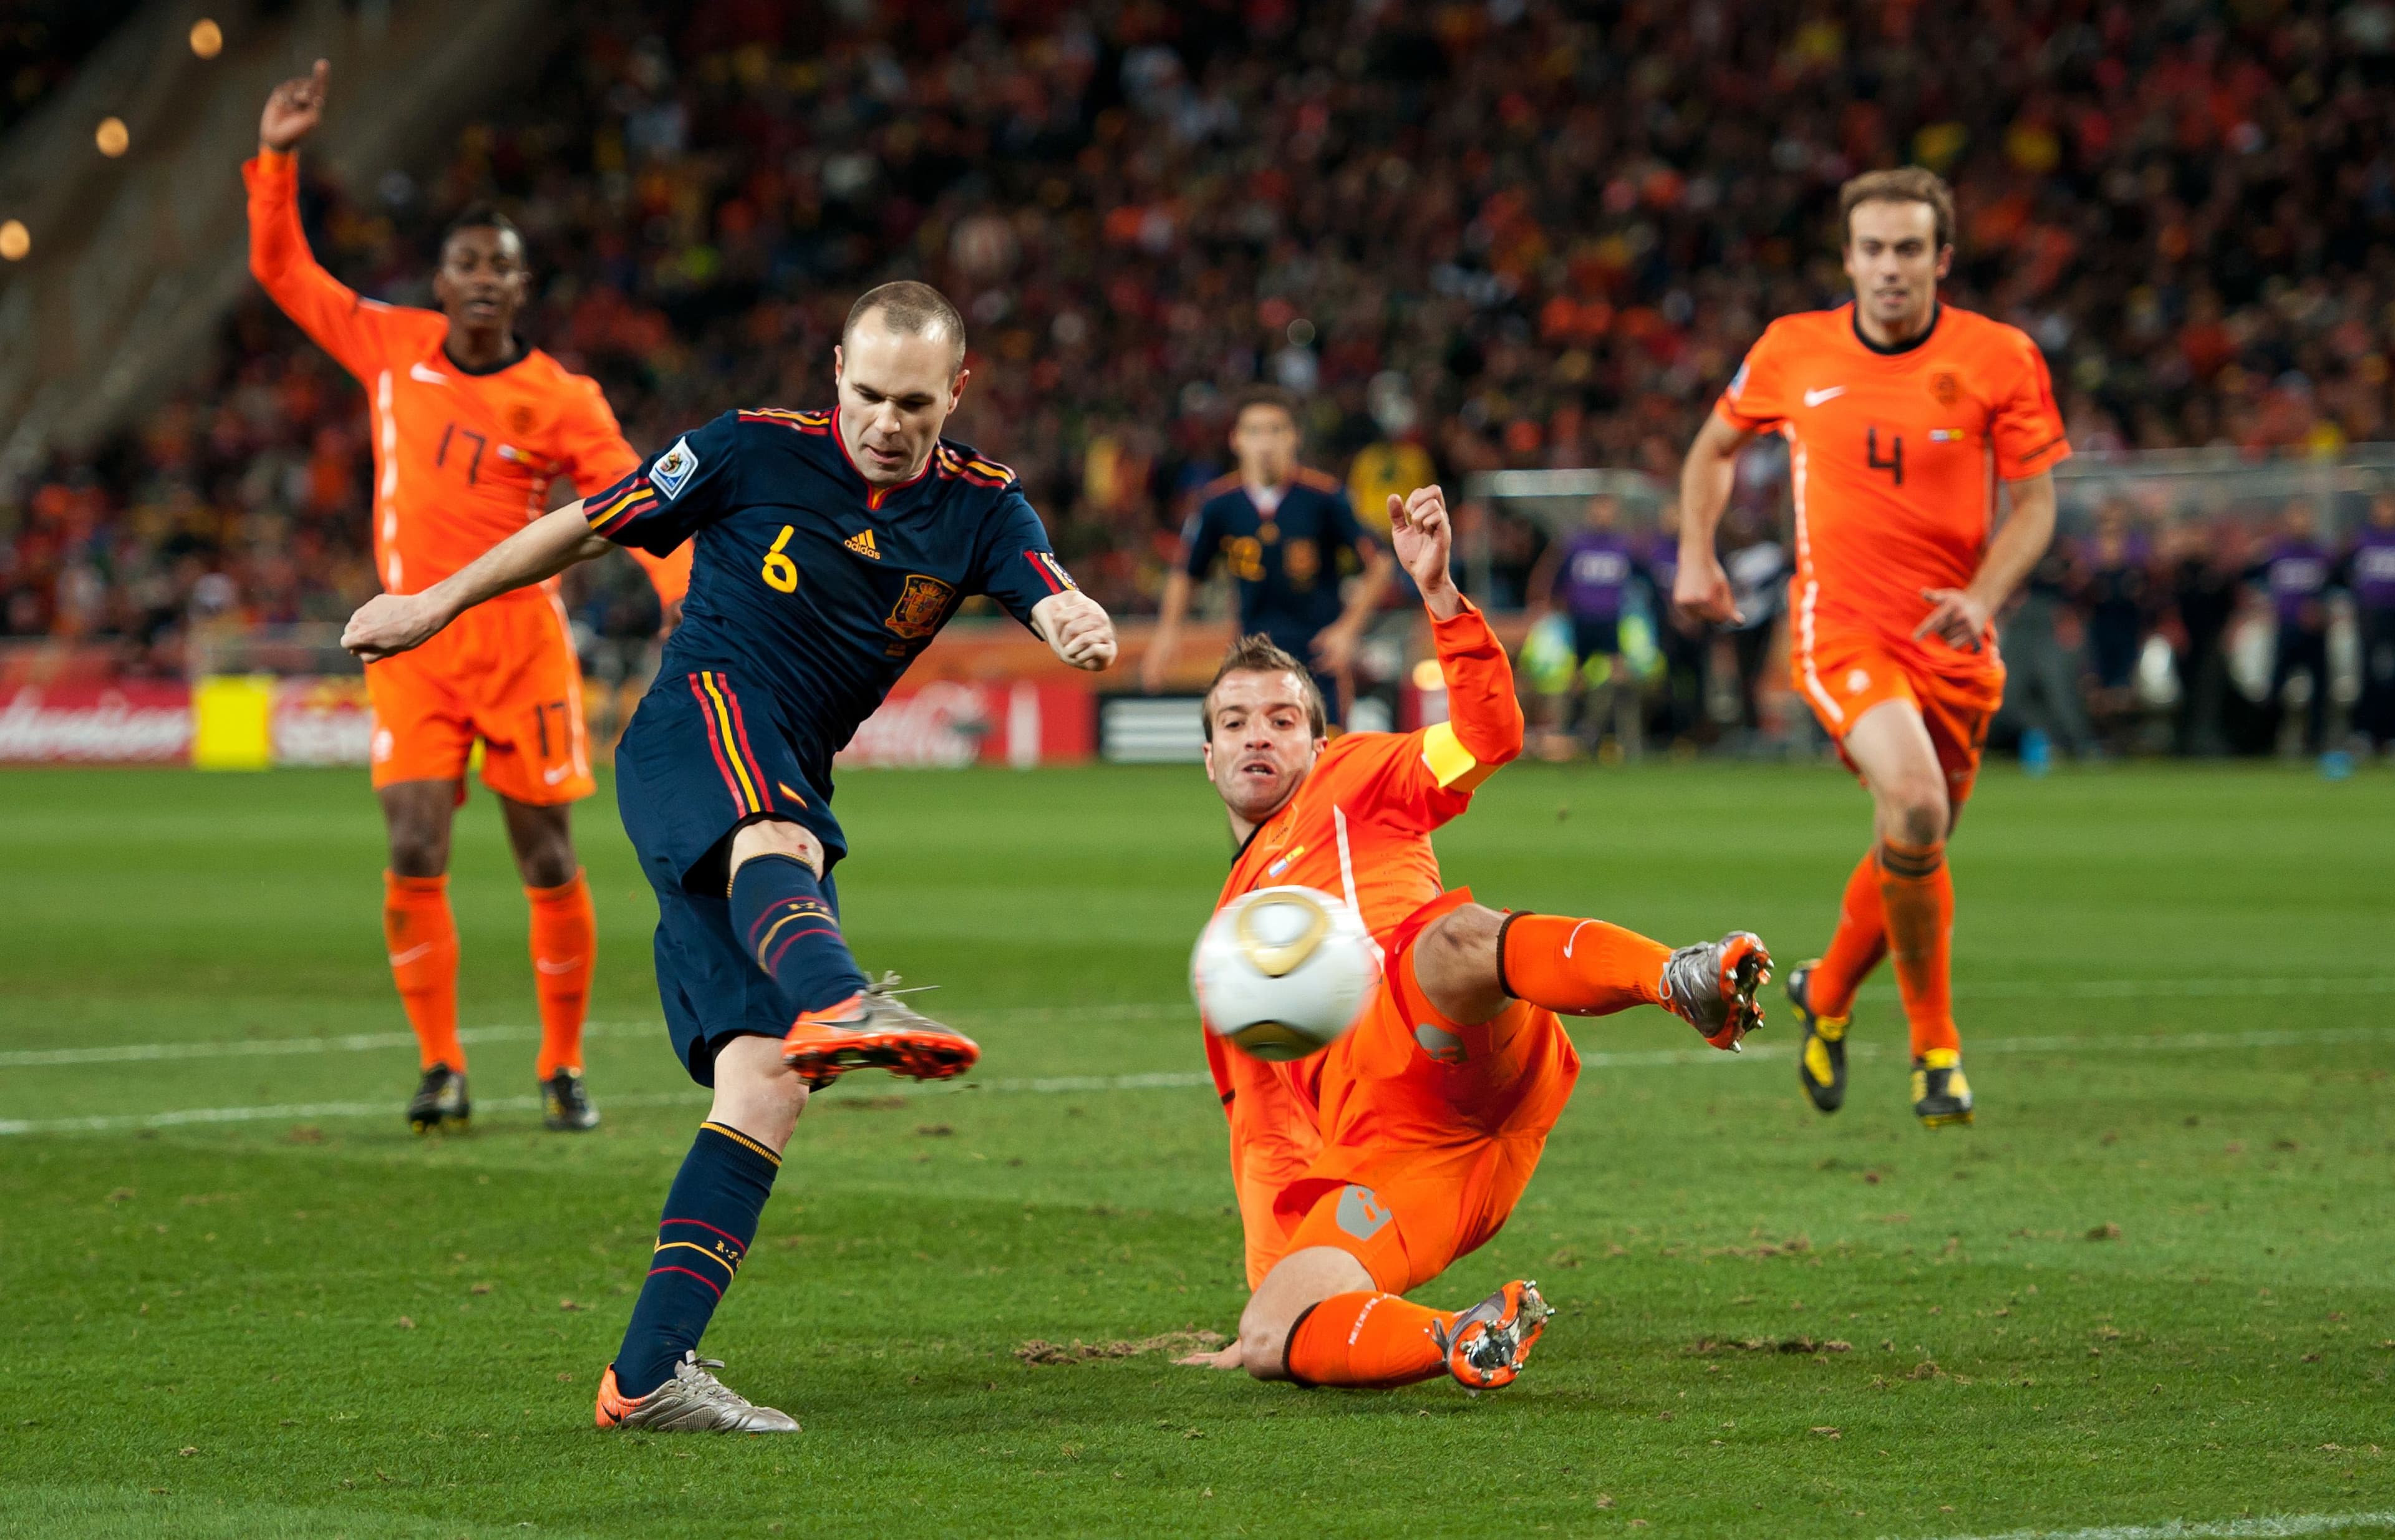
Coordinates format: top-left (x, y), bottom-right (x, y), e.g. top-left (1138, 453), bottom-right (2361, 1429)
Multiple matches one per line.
top-left (844, 530), bottom-right (881, 559)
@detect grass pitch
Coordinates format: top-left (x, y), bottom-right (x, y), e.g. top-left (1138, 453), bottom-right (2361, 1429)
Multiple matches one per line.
top-left (1, 758), bottom-right (2390, 1538)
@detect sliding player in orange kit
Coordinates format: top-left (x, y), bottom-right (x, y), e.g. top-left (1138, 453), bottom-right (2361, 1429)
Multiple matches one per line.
top-left (1178, 484), bottom-right (1772, 1393)
top-left (248, 61), bottom-right (690, 1133)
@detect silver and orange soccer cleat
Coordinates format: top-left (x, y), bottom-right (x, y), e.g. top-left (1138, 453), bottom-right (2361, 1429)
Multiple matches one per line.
top-left (1434, 1280), bottom-right (1552, 1391)
top-left (1660, 932), bottom-right (1773, 1051)
top-left (780, 973), bottom-right (979, 1088)
top-left (595, 1351), bottom-right (799, 1433)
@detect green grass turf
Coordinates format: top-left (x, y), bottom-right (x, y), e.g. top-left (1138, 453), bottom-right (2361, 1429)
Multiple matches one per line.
top-left (1, 760), bottom-right (2391, 1538)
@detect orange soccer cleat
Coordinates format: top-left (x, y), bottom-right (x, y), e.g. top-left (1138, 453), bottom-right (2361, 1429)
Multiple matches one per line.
top-left (1433, 1280), bottom-right (1552, 1391)
top-left (780, 974), bottom-right (979, 1088)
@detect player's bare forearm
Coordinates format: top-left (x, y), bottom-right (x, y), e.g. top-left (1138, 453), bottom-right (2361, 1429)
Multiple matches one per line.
top-left (342, 504), bottom-right (608, 662)
top-left (1033, 590), bottom-right (1118, 672)
top-left (1673, 412), bottom-right (1751, 623)
top-left (1968, 472), bottom-right (2057, 612)
top-left (1917, 472), bottom-right (2056, 648)
top-left (1139, 571), bottom-right (1192, 690)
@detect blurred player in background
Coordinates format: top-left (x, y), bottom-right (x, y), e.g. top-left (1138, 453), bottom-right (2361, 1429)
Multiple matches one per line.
top-left (1141, 387), bottom-right (1390, 723)
top-left (1524, 491), bottom-right (1643, 758)
top-left (248, 62), bottom-right (690, 1135)
top-left (344, 282), bottom-right (1116, 1431)
top-left (1177, 483), bottom-right (1769, 1393)
top-left (1676, 167), bottom-right (2066, 1130)
top-left (2346, 490), bottom-right (2395, 754)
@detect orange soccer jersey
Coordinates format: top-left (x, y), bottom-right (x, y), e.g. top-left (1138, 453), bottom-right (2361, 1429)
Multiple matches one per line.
top-left (1716, 302), bottom-right (2069, 737)
top-left (1206, 602), bottom-right (1578, 1292)
top-left (243, 150), bottom-right (688, 608)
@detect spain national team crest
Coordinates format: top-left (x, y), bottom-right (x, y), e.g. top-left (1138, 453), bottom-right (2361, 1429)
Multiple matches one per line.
top-left (1932, 371), bottom-right (1960, 406)
top-left (885, 574), bottom-right (956, 640)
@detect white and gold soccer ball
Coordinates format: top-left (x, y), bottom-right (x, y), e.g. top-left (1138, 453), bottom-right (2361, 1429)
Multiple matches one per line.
top-left (1191, 885), bottom-right (1380, 1062)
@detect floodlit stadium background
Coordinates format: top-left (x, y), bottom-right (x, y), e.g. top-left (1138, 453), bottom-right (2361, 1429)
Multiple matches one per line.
top-left (1, 1), bottom-right (2391, 763)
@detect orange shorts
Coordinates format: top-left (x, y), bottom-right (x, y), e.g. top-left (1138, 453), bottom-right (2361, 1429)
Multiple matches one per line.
top-left (1252, 889), bottom-right (1582, 1294)
top-left (1792, 627), bottom-right (2004, 808)
top-left (365, 592), bottom-right (594, 805)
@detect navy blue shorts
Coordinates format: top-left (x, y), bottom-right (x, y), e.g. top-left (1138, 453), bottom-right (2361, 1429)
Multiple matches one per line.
top-left (1256, 629), bottom-right (1343, 729)
top-left (616, 669), bottom-right (850, 1087)
top-left (1571, 615), bottom-right (1622, 661)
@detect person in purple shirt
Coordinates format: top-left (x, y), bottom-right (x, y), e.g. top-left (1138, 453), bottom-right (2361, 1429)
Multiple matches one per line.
top-left (2341, 490), bottom-right (2395, 751)
top-left (1527, 492), bottom-right (1643, 755)
top-left (2250, 500), bottom-right (2334, 755)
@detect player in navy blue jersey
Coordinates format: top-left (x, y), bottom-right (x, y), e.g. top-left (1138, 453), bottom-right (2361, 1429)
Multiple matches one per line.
top-left (344, 281), bottom-right (1117, 1431)
top-left (1142, 387), bottom-right (1389, 723)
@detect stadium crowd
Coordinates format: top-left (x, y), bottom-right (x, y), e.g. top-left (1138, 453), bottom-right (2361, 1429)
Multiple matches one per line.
top-left (4, 0), bottom-right (2394, 752)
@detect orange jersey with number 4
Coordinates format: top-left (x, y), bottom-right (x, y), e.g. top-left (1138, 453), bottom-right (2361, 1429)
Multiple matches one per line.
top-left (244, 151), bottom-right (687, 607)
top-left (1715, 303), bottom-right (2068, 680)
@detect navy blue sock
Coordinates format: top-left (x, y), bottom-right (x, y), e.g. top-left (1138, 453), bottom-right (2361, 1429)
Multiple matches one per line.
top-left (612, 1121), bottom-right (780, 1398)
top-left (730, 852), bottom-right (869, 1016)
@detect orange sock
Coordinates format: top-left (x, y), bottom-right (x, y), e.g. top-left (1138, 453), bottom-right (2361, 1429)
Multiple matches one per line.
top-left (527, 869), bottom-right (596, 1078)
top-left (1497, 913), bottom-right (1670, 1016)
top-left (384, 871), bottom-right (462, 1072)
top-left (1809, 850), bottom-right (1887, 1018)
top-left (1285, 1292), bottom-right (1454, 1388)
top-left (1877, 838), bottom-right (1958, 1057)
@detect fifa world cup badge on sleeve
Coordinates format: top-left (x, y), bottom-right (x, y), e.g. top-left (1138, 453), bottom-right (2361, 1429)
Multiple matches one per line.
top-left (651, 437), bottom-right (699, 500)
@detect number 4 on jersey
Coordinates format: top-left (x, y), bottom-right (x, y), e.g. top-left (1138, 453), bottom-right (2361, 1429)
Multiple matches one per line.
top-left (1866, 427), bottom-right (1904, 486)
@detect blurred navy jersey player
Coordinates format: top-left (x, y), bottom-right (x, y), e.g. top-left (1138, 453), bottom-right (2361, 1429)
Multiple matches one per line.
top-left (341, 281), bottom-right (1118, 1433)
top-left (1141, 387), bottom-right (1389, 722)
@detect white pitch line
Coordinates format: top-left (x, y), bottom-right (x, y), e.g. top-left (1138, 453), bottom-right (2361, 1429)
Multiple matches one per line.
top-left (0, 1069), bottom-right (1222, 1136)
top-left (2, 1020), bottom-right (2388, 1139)
top-left (1894, 1510), bottom-right (2395, 1540)
top-left (4, 977), bottom-right (2390, 1073)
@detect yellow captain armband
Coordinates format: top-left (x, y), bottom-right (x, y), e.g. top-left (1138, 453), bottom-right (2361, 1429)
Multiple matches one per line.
top-left (1419, 722), bottom-right (1497, 792)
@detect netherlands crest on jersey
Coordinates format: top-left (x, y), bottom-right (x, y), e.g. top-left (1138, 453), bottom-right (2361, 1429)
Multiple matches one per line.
top-left (885, 574), bottom-right (956, 640)
top-left (651, 437), bottom-right (699, 500)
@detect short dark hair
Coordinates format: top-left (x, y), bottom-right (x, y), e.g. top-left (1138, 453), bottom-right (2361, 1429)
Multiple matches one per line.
top-left (844, 280), bottom-right (967, 372)
top-left (1202, 634), bottom-right (1326, 739)
top-left (1232, 385), bottom-right (1299, 430)
top-left (442, 202), bottom-right (522, 251)
top-left (1837, 167), bottom-right (1955, 251)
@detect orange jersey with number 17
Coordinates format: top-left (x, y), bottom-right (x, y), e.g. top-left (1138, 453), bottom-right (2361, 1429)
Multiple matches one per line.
top-left (243, 151), bottom-right (688, 607)
top-left (1715, 303), bottom-right (2068, 681)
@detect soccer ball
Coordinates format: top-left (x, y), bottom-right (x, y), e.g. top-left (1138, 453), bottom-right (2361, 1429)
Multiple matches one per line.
top-left (1191, 886), bottom-right (1380, 1062)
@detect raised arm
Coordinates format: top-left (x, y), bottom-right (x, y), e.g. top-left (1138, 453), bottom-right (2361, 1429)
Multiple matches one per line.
top-left (342, 504), bottom-right (609, 662)
top-left (246, 61), bottom-right (408, 377)
top-left (1673, 409), bottom-right (1753, 624)
top-left (1390, 485), bottom-right (1523, 769)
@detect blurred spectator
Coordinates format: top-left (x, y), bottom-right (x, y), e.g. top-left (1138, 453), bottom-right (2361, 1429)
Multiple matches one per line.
top-left (1645, 501), bottom-right (1712, 748)
top-left (2346, 492), bottom-right (2395, 753)
top-left (2255, 500), bottom-right (2334, 754)
top-left (1524, 492), bottom-right (1641, 757)
top-left (2001, 541), bottom-right (2097, 758)
top-left (1719, 507), bottom-right (1788, 743)
top-left (2167, 516), bottom-right (2240, 757)
top-left (2081, 508), bottom-right (2155, 747)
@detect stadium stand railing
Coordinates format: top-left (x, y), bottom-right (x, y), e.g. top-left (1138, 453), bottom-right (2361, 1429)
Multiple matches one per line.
top-left (0, 0), bottom-right (558, 473)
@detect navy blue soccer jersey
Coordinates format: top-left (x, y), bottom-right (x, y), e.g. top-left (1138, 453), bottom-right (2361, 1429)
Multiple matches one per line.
top-left (1178, 470), bottom-right (1373, 654)
top-left (583, 406), bottom-right (1073, 793)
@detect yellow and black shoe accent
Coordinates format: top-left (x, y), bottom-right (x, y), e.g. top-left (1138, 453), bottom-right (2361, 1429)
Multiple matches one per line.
top-left (1787, 961), bottom-right (1848, 1115)
top-left (1911, 1048), bottom-right (1974, 1129)
top-left (407, 1065), bottom-right (469, 1135)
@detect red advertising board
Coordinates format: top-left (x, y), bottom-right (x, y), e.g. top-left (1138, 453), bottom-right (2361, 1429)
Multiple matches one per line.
top-left (0, 682), bottom-right (193, 764)
top-left (836, 679), bottom-right (1093, 768)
